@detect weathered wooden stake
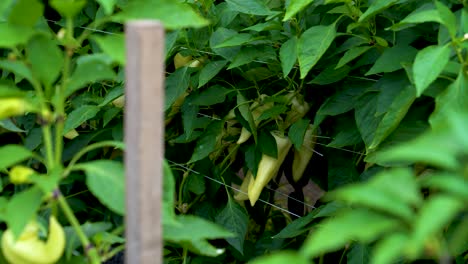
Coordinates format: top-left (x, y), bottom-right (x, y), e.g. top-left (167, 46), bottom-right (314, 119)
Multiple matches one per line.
top-left (124, 21), bottom-right (165, 264)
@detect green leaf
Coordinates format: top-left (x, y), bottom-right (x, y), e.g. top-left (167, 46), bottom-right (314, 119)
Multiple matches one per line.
top-left (0, 145), bottom-right (33, 170)
top-left (336, 46), bottom-right (372, 69)
top-left (372, 233), bottom-right (408, 264)
top-left (50, 0), bottom-right (86, 18)
top-left (310, 65), bottom-right (351, 85)
top-left (96, 0), bottom-right (116, 15)
top-left (347, 243), bottom-right (370, 264)
top-left (165, 67), bottom-right (190, 110)
top-left (215, 195), bottom-right (248, 254)
top-left (181, 96), bottom-right (199, 139)
top-left (99, 85), bottom-right (123, 107)
top-left (413, 44), bottom-right (451, 96)
top-left (26, 34), bottom-right (63, 87)
top-left (189, 121), bottom-right (223, 163)
top-left (365, 45), bottom-right (418, 75)
top-left (77, 160), bottom-right (125, 215)
top-left (8, 0), bottom-right (43, 27)
top-left (421, 173), bottom-right (468, 201)
top-left (112, 0), bottom-right (209, 30)
top-left (280, 37), bottom-right (297, 77)
top-left (65, 57), bottom-right (117, 97)
top-left (435, 1), bottom-right (457, 37)
top-left (0, 24), bottom-right (35, 48)
top-left (284, 0), bottom-right (315, 21)
top-left (228, 46), bottom-right (260, 69)
top-left (289, 118), bottom-right (310, 150)
top-left (92, 34), bottom-right (125, 65)
top-left (0, 60), bottom-right (34, 84)
top-left (165, 215), bottom-right (234, 241)
top-left (213, 33), bottom-right (255, 48)
top-left (250, 251), bottom-right (309, 264)
top-left (6, 187), bottom-right (43, 239)
top-left (225, 0), bottom-right (275, 16)
top-left (297, 24), bottom-right (336, 79)
top-left (257, 105), bottom-right (288, 122)
top-left (198, 60), bottom-right (228, 87)
top-left (63, 105), bottom-right (101, 134)
top-left (242, 21), bottom-right (282, 32)
top-left (301, 209), bottom-right (399, 258)
top-left (389, 7), bottom-right (442, 31)
top-left (258, 130), bottom-right (278, 158)
top-left (163, 160), bottom-right (177, 225)
top-left (0, 119), bottom-right (25, 132)
top-left (407, 195), bottom-right (464, 257)
top-left (359, 0), bottom-right (399, 22)
top-left (210, 28), bottom-right (241, 60)
top-left (191, 85), bottom-right (232, 106)
top-left (237, 93), bottom-right (257, 143)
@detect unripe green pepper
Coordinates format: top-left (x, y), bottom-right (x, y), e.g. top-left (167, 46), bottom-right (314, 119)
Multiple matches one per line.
top-left (292, 125), bottom-right (316, 182)
top-left (248, 131), bottom-right (292, 206)
top-left (1, 216), bottom-right (66, 264)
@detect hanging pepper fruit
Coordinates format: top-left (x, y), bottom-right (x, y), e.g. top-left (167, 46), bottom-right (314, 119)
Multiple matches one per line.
top-left (284, 94), bottom-right (310, 127)
top-left (292, 125), bottom-right (317, 182)
top-left (237, 95), bottom-right (274, 144)
top-left (0, 98), bottom-right (32, 120)
top-left (234, 171), bottom-right (252, 201)
top-left (9, 166), bottom-right (35, 185)
top-left (248, 132), bottom-right (292, 206)
top-left (1, 216), bottom-right (66, 264)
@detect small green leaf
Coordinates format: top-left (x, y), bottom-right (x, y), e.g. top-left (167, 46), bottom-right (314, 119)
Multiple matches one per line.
top-left (165, 215), bottom-right (234, 241)
top-left (389, 7), bottom-right (442, 31)
top-left (280, 37), bottom-right (297, 77)
top-left (215, 195), bottom-right (248, 254)
top-left (288, 118), bottom-right (310, 150)
top-left (297, 24), bottom-right (336, 78)
top-left (165, 67), bottom-right (190, 110)
top-left (257, 105), bottom-right (288, 122)
top-left (191, 85), bottom-right (232, 106)
top-left (8, 0), bottom-right (43, 27)
top-left (250, 251), bottom-right (309, 264)
top-left (237, 93), bottom-right (257, 143)
top-left (366, 45), bottom-right (418, 75)
top-left (213, 33), bottom-right (255, 48)
top-left (359, 0), bottom-right (399, 22)
top-left (92, 34), bottom-right (125, 65)
top-left (225, 0), bottom-right (275, 16)
top-left (6, 187), bottom-right (43, 239)
top-left (96, 0), bottom-right (116, 15)
top-left (99, 85), bottom-right (124, 107)
top-left (182, 96), bottom-right (199, 139)
top-left (310, 65), bottom-right (351, 85)
top-left (77, 160), bottom-right (125, 215)
top-left (0, 24), bottom-right (35, 48)
top-left (0, 119), bottom-right (25, 132)
top-left (435, 1), bottom-right (457, 37)
top-left (258, 130), bottom-right (278, 158)
top-left (372, 233), bottom-right (408, 264)
top-left (283, 0), bottom-right (315, 21)
top-left (336, 46), bottom-right (372, 69)
top-left (413, 44), bottom-right (450, 96)
top-left (198, 60), bottom-right (228, 87)
top-left (50, 0), bottom-right (86, 18)
top-left (27, 34), bottom-right (63, 87)
top-left (63, 105), bottom-right (101, 134)
top-left (189, 121), bottom-right (223, 163)
top-left (0, 145), bottom-right (33, 170)
top-left (0, 60), bottom-right (34, 84)
top-left (347, 243), bottom-right (370, 264)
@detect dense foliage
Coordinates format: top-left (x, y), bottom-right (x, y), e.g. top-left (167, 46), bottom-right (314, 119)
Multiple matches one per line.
top-left (0, 0), bottom-right (467, 263)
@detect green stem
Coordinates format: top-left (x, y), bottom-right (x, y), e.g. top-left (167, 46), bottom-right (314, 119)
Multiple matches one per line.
top-left (42, 126), bottom-right (55, 169)
top-left (56, 189), bottom-right (101, 264)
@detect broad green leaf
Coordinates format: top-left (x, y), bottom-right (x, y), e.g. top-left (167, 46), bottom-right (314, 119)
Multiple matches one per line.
top-left (370, 85), bottom-right (416, 150)
top-left (0, 145), bottom-right (33, 170)
top-left (297, 24), bottom-right (336, 79)
top-left (0, 24), bottom-right (35, 48)
top-left (50, 0), bottom-right (86, 18)
top-left (407, 195), bottom-right (464, 257)
top-left (163, 160), bottom-right (177, 225)
top-left (189, 121), bottom-right (223, 163)
top-left (372, 233), bottom-right (408, 264)
top-left (112, 0), bottom-right (209, 30)
top-left (336, 46), bottom-right (372, 69)
top-left (366, 45), bottom-right (418, 75)
top-left (215, 195), bottom-right (248, 254)
top-left (225, 0), bottom-right (275, 16)
top-left (92, 34), bottom-right (125, 65)
top-left (421, 173), bottom-right (468, 201)
top-left (301, 209), bottom-right (399, 258)
top-left (8, 0), bottom-right (43, 27)
top-left (413, 45), bottom-right (450, 96)
top-left (310, 65), bottom-right (351, 85)
top-left (389, 8), bottom-right (442, 31)
top-left (77, 160), bottom-right (125, 215)
top-left (0, 119), bottom-right (25, 132)
top-left (213, 33), bottom-right (255, 48)
top-left (165, 215), bottom-right (234, 241)
top-left (99, 85), bottom-right (123, 107)
top-left (26, 34), bottom-right (63, 87)
top-left (228, 46), bottom-right (260, 69)
top-left (63, 105), bottom-right (101, 134)
top-left (430, 71), bottom-right (468, 129)
top-left (242, 21), bottom-right (282, 32)
top-left (347, 243), bottom-right (370, 264)
top-left (355, 93), bottom-right (381, 150)
top-left (237, 92), bottom-right (257, 143)
top-left (210, 28), bottom-right (241, 60)
top-left (192, 85), bottom-right (232, 106)
top-left (96, 0), bottom-right (116, 15)
top-left (178, 239), bottom-right (226, 257)
top-left (6, 187), bottom-right (43, 239)
top-left (280, 37), bottom-right (297, 77)
top-left (165, 67), bottom-right (190, 110)
top-left (283, 0), bottom-right (315, 21)
top-left (250, 251), bottom-right (309, 264)
top-left (198, 60), bottom-right (228, 87)
top-left (65, 57), bottom-right (117, 97)
top-left (0, 60), bottom-right (34, 84)
top-left (359, 0), bottom-right (399, 22)
top-left (288, 118), bottom-right (310, 150)
top-left (435, 1), bottom-right (457, 37)
top-left (182, 96), bottom-right (199, 139)
top-left (273, 210), bottom-right (318, 239)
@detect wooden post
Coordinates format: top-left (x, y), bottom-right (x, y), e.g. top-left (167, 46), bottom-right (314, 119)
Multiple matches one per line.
top-left (124, 21), bottom-right (165, 264)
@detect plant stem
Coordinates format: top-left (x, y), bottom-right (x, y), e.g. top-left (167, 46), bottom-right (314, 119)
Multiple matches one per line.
top-left (56, 189), bottom-right (101, 264)
top-left (42, 126), bottom-right (55, 169)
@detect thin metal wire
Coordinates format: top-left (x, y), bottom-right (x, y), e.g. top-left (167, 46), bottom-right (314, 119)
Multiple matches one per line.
top-left (168, 160), bottom-right (310, 218)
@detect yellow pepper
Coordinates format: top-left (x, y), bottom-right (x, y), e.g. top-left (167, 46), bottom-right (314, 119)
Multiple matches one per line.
top-left (1, 216), bottom-right (66, 264)
top-left (237, 95), bottom-right (274, 144)
top-left (285, 94), bottom-right (310, 126)
top-left (248, 132), bottom-right (292, 206)
top-left (9, 166), bottom-right (35, 185)
top-left (234, 171), bottom-right (252, 201)
top-left (292, 125), bottom-right (317, 182)
top-left (0, 98), bottom-right (31, 120)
